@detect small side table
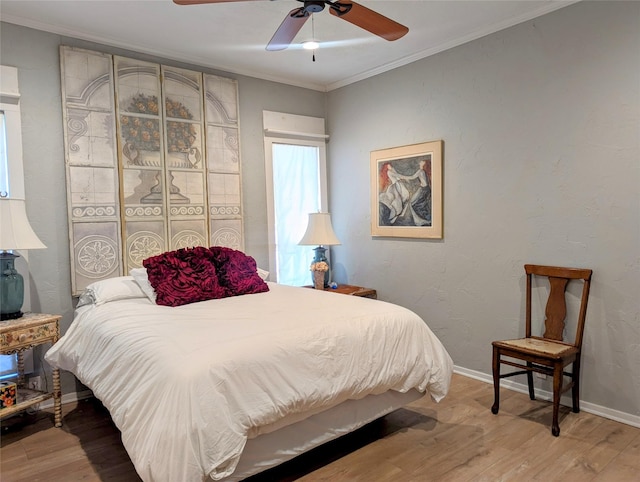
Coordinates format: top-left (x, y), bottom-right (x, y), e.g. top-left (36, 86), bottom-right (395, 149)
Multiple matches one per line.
top-left (0, 313), bottom-right (62, 427)
top-left (308, 284), bottom-right (377, 299)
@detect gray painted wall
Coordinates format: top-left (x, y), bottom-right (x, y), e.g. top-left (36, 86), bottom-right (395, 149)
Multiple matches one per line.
top-left (327, 1), bottom-right (639, 417)
top-left (0, 22), bottom-right (326, 395)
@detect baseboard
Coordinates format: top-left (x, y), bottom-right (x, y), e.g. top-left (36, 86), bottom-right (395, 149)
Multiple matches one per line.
top-left (454, 365), bottom-right (640, 429)
top-left (37, 389), bottom-right (93, 410)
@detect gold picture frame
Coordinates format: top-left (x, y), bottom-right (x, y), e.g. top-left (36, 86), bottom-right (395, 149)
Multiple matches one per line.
top-left (370, 140), bottom-right (443, 239)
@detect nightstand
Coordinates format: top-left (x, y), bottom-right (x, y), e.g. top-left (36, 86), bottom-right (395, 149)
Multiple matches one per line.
top-left (314, 284), bottom-right (377, 299)
top-left (0, 313), bottom-right (62, 427)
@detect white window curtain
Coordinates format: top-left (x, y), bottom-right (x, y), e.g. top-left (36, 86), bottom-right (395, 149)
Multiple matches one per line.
top-left (272, 143), bottom-right (321, 286)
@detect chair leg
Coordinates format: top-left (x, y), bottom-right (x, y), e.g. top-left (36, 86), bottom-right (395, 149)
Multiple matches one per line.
top-left (526, 362), bottom-right (535, 400)
top-left (572, 358), bottom-right (581, 413)
top-left (551, 363), bottom-right (563, 437)
top-left (491, 346), bottom-right (500, 414)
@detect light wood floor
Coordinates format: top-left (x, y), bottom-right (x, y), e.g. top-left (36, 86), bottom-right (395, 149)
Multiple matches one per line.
top-left (1, 374), bottom-right (638, 481)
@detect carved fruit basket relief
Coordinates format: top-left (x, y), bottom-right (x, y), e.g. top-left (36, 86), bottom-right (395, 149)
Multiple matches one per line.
top-left (121, 94), bottom-right (202, 169)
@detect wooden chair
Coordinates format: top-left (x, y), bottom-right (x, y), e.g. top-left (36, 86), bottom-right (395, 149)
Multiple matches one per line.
top-left (491, 264), bottom-right (592, 436)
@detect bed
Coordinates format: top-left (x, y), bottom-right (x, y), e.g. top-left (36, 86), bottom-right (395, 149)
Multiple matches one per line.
top-left (45, 251), bottom-right (453, 482)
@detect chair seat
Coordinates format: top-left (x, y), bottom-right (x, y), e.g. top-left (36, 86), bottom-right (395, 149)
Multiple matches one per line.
top-left (493, 337), bottom-right (577, 359)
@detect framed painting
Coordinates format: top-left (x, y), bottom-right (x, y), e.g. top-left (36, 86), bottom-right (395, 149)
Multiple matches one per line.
top-left (370, 140), bottom-right (443, 239)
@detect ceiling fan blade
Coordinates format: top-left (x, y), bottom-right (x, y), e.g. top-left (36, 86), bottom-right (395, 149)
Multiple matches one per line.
top-left (329, 1), bottom-right (408, 41)
top-left (174, 0), bottom-right (264, 5)
top-left (266, 8), bottom-right (310, 51)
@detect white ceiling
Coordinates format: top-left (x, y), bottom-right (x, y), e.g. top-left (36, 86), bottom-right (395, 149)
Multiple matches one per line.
top-left (1, 0), bottom-right (577, 91)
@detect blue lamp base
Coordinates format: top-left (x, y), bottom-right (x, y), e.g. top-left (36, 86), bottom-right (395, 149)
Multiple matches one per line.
top-left (311, 246), bottom-right (330, 288)
top-left (1, 252), bottom-right (25, 321)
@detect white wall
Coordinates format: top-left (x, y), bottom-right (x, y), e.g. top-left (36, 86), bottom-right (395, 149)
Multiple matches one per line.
top-left (327, 1), bottom-right (639, 418)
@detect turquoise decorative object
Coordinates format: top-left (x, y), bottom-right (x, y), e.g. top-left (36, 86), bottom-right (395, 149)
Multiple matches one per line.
top-left (0, 252), bottom-right (24, 320)
top-left (0, 198), bottom-right (47, 320)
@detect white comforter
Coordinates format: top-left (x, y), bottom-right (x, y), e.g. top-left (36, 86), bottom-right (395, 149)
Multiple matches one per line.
top-left (46, 283), bottom-right (452, 481)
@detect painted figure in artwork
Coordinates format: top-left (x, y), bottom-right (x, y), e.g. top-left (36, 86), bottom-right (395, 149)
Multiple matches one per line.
top-left (398, 158), bottom-right (432, 226)
top-left (378, 157), bottom-right (432, 227)
top-left (378, 162), bottom-right (410, 225)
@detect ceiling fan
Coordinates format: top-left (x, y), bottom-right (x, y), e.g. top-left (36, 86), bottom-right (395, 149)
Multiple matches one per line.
top-left (173, 0), bottom-right (409, 51)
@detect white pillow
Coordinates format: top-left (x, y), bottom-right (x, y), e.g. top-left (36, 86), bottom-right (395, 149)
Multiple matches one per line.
top-left (257, 267), bottom-right (270, 281)
top-left (77, 276), bottom-right (147, 307)
top-left (130, 267), bottom-right (157, 303)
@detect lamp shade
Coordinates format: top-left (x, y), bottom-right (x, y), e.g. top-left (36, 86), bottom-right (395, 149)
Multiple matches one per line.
top-left (298, 212), bottom-right (341, 246)
top-left (0, 198), bottom-right (46, 250)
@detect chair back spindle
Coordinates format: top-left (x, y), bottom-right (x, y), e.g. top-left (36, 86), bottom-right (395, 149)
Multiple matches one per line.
top-left (543, 276), bottom-right (569, 341)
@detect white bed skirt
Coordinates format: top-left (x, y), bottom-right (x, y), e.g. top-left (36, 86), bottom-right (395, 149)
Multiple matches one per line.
top-left (227, 388), bottom-right (424, 480)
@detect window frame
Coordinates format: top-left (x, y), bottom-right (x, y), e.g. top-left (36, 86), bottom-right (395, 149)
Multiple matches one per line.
top-left (262, 111), bottom-right (329, 284)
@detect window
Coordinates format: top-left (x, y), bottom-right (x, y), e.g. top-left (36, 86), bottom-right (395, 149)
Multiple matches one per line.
top-left (269, 142), bottom-right (324, 285)
top-left (263, 111), bottom-right (328, 286)
top-left (0, 65), bottom-right (28, 378)
top-left (0, 65), bottom-right (25, 199)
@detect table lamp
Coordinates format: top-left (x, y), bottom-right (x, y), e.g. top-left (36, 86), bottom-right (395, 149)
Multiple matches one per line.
top-left (0, 198), bottom-right (46, 320)
top-left (298, 212), bottom-right (341, 288)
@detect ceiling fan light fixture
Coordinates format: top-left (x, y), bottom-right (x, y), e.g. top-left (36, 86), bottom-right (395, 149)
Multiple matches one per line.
top-left (302, 40), bottom-right (320, 50)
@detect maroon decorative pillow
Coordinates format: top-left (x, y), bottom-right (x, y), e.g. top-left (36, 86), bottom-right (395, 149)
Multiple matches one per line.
top-left (209, 247), bottom-right (269, 296)
top-left (143, 246), bottom-right (227, 307)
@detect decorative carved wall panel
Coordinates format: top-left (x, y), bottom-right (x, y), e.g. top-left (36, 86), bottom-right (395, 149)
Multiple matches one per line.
top-left (61, 47), bottom-right (243, 295)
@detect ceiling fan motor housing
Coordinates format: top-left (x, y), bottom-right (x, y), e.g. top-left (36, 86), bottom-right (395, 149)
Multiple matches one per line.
top-left (303, 1), bottom-right (326, 13)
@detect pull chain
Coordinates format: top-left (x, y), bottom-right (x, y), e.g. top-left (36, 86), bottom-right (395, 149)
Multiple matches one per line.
top-left (311, 14), bottom-right (316, 62)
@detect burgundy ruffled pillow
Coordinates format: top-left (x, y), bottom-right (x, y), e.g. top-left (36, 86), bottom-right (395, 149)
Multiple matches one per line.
top-left (143, 246), bottom-right (227, 307)
top-left (209, 247), bottom-right (269, 296)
